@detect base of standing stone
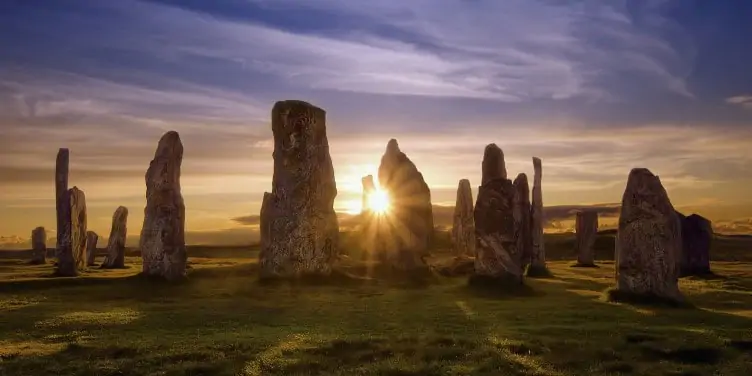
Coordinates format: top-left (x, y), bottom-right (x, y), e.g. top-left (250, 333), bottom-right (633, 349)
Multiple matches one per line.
top-left (525, 264), bottom-right (553, 278)
top-left (100, 264), bottom-right (127, 270)
top-left (603, 288), bottom-right (692, 308)
top-left (28, 259), bottom-right (46, 266)
top-left (436, 256), bottom-right (475, 277)
top-left (571, 262), bottom-right (600, 268)
top-left (679, 267), bottom-right (713, 278)
top-left (467, 274), bottom-right (532, 296)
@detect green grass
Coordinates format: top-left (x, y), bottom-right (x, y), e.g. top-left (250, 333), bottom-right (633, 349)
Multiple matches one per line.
top-left (0, 234), bottom-right (751, 376)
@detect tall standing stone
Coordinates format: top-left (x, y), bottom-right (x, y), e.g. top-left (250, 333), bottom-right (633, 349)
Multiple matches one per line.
top-left (259, 100), bottom-right (339, 279)
top-left (528, 157), bottom-right (549, 276)
top-left (139, 131), bottom-right (186, 281)
top-left (69, 187), bottom-right (88, 271)
top-left (102, 206), bottom-right (129, 269)
top-left (86, 231), bottom-right (98, 266)
top-left (611, 168), bottom-right (684, 304)
top-left (676, 212), bottom-right (712, 276)
top-left (472, 144), bottom-right (523, 285)
top-left (451, 179), bottom-right (475, 257)
top-left (513, 173), bottom-right (532, 269)
top-left (574, 210), bottom-right (599, 267)
top-left (361, 175), bottom-right (375, 215)
top-left (55, 148), bottom-right (76, 276)
top-left (31, 227), bottom-right (47, 265)
top-left (376, 139), bottom-right (433, 271)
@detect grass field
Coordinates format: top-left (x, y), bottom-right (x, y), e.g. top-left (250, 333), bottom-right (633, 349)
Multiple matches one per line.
top-left (0, 233), bottom-right (751, 376)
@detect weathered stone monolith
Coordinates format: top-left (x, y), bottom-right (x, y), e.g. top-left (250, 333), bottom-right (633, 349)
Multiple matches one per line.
top-left (611, 168), bottom-right (684, 304)
top-left (513, 173), bottom-right (532, 269)
top-left (259, 100), bottom-right (339, 279)
top-left (471, 144), bottom-right (523, 286)
top-left (527, 157), bottom-right (549, 276)
top-left (55, 148), bottom-right (76, 276)
top-left (31, 227), bottom-right (47, 265)
top-left (451, 179), bottom-right (475, 257)
top-left (86, 231), bottom-right (98, 266)
top-left (139, 131), bottom-right (186, 281)
top-left (69, 187), bottom-right (88, 271)
top-left (376, 139), bottom-right (433, 271)
top-left (102, 206), bottom-right (128, 269)
top-left (361, 175), bottom-right (375, 215)
top-left (574, 210), bottom-right (599, 267)
top-left (676, 212), bottom-right (712, 276)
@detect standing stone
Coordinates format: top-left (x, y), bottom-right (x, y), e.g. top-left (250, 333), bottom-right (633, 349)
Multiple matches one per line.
top-left (472, 144), bottom-right (523, 285)
top-left (676, 212), bottom-right (712, 276)
top-left (574, 211), bottom-right (599, 267)
top-left (69, 187), bottom-right (88, 271)
top-left (359, 175), bottom-right (381, 260)
top-left (513, 173), bottom-right (532, 269)
top-left (259, 100), bottom-right (339, 279)
top-left (86, 231), bottom-right (98, 266)
top-left (139, 131), bottom-right (186, 281)
top-left (528, 157), bottom-right (549, 276)
top-left (451, 179), bottom-right (475, 257)
top-left (376, 139), bottom-right (433, 271)
top-left (55, 148), bottom-right (76, 276)
top-left (361, 175), bottom-right (375, 215)
top-left (102, 206), bottom-right (129, 269)
top-left (30, 227), bottom-right (47, 265)
top-left (481, 143), bottom-right (507, 185)
top-left (611, 168), bottom-right (684, 304)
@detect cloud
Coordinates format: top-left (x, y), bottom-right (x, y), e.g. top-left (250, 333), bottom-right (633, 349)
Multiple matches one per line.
top-left (726, 95), bottom-right (752, 109)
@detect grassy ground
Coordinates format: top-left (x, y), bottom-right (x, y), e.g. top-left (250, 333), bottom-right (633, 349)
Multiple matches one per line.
top-left (0, 235), bottom-right (751, 376)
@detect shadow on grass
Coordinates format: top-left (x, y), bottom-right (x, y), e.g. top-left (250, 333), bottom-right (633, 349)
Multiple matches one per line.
top-left (525, 265), bottom-right (554, 278)
top-left (603, 287), bottom-right (694, 309)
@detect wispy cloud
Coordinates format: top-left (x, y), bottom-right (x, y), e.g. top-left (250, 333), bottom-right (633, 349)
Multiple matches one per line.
top-left (726, 95), bottom-right (752, 109)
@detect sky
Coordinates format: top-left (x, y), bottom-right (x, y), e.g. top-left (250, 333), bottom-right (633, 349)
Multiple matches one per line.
top-left (1, 0), bottom-right (752, 247)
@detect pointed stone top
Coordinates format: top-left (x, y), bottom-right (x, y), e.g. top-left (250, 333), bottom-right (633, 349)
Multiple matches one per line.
top-left (625, 168), bottom-right (665, 194)
top-left (386, 139), bottom-right (400, 154)
top-left (154, 131), bottom-right (183, 160)
top-left (532, 157), bottom-right (541, 169)
top-left (362, 174), bottom-right (374, 186)
top-left (513, 173), bottom-right (529, 189)
top-left (58, 148), bottom-right (69, 154)
top-left (69, 185), bottom-right (82, 193)
top-left (272, 100), bottom-right (324, 113)
top-left (458, 178), bottom-right (471, 189)
top-left (482, 143), bottom-right (507, 184)
top-left (115, 206), bottom-right (129, 215)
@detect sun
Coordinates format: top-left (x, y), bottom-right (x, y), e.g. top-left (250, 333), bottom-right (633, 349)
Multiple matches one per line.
top-left (367, 189), bottom-right (391, 215)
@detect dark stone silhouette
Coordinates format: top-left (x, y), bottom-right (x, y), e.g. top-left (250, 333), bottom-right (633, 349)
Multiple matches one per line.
top-left (574, 210), bottom-right (599, 267)
top-left (102, 206), bottom-right (129, 269)
top-left (612, 168), bottom-right (684, 304)
top-left (54, 148), bottom-right (76, 277)
top-left (481, 143), bottom-right (507, 185)
top-left (513, 173), bottom-right (532, 269)
top-left (86, 231), bottom-right (98, 266)
top-left (451, 179), bottom-right (475, 257)
top-left (31, 227), bottom-right (47, 265)
top-left (259, 100), bottom-right (339, 279)
top-left (376, 139), bottom-right (433, 271)
top-left (140, 131), bottom-right (186, 281)
top-left (527, 157), bottom-right (549, 276)
top-left (69, 187), bottom-right (88, 271)
top-left (361, 175), bottom-right (375, 216)
top-left (676, 212), bottom-right (712, 276)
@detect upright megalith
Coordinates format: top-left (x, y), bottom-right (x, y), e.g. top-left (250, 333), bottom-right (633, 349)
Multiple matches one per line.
top-left (259, 100), bottom-right (339, 279)
top-left (472, 144), bottom-right (524, 285)
top-left (376, 138), bottom-right (433, 271)
top-left (55, 148), bottom-right (76, 276)
top-left (513, 173), bottom-right (532, 269)
top-left (610, 168), bottom-right (684, 305)
top-left (528, 157), bottom-right (549, 276)
top-left (86, 231), bottom-right (98, 266)
top-left (102, 206), bottom-right (128, 269)
top-left (31, 227), bottom-right (47, 265)
top-left (139, 131), bottom-right (186, 281)
top-left (69, 187), bottom-right (88, 271)
top-left (574, 211), bottom-right (599, 267)
top-left (481, 143), bottom-right (507, 185)
top-left (361, 175), bottom-right (375, 215)
top-left (451, 179), bottom-right (475, 257)
top-left (676, 212), bottom-right (712, 276)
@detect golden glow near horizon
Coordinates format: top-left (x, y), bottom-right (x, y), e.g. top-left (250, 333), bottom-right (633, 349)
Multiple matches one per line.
top-left (367, 189), bottom-right (391, 215)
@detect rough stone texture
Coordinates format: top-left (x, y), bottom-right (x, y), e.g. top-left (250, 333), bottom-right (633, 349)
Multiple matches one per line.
top-left (614, 168), bottom-right (683, 302)
top-left (676, 212), bottom-right (712, 276)
top-left (575, 211), bottom-right (599, 266)
top-left (528, 157), bottom-right (548, 275)
top-left (55, 148), bottom-right (76, 276)
top-left (69, 187), bottom-right (88, 271)
top-left (102, 206), bottom-right (129, 269)
top-left (31, 227), bottom-right (47, 265)
top-left (513, 173), bottom-right (532, 269)
top-left (139, 131), bottom-right (186, 281)
top-left (86, 231), bottom-right (98, 266)
top-left (481, 143), bottom-right (507, 185)
top-left (376, 139), bottom-right (433, 270)
top-left (473, 144), bottom-right (523, 284)
top-left (451, 179), bottom-right (475, 257)
top-left (259, 100), bottom-right (339, 278)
